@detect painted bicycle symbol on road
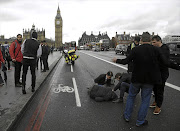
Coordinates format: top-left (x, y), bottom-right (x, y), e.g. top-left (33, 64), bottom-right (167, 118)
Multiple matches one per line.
top-left (52, 84), bottom-right (74, 93)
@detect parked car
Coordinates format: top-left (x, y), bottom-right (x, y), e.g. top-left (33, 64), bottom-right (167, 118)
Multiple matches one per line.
top-left (79, 46), bottom-right (84, 50)
top-left (166, 41), bottom-right (180, 64)
top-left (115, 44), bottom-right (127, 55)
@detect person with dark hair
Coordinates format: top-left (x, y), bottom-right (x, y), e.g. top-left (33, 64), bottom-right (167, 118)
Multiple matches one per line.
top-left (9, 34), bottom-right (23, 87)
top-left (126, 36), bottom-right (140, 73)
top-left (21, 31), bottom-right (42, 94)
top-left (94, 71), bottom-right (113, 86)
top-left (41, 40), bottom-right (50, 72)
top-left (150, 35), bottom-right (170, 114)
top-left (112, 72), bottom-right (131, 103)
top-left (44, 41), bottom-right (50, 70)
top-left (112, 32), bottom-right (168, 127)
top-left (36, 41), bottom-right (44, 70)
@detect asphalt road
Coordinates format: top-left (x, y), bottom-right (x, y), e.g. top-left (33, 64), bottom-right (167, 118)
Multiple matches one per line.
top-left (13, 50), bottom-right (180, 131)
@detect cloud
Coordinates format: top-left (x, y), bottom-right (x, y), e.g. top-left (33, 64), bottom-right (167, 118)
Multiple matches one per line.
top-left (0, 12), bottom-right (20, 21)
top-left (0, 0), bottom-right (14, 4)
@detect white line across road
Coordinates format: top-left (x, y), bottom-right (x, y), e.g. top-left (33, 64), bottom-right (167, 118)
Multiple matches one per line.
top-left (81, 51), bottom-right (180, 92)
top-left (72, 77), bottom-right (81, 107)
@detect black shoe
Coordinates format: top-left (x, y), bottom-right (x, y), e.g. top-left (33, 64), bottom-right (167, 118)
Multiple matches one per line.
top-left (136, 120), bottom-right (148, 127)
top-left (15, 83), bottom-right (22, 87)
top-left (18, 82), bottom-right (22, 85)
top-left (22, 89), bottom-right (26, 94)
top-left (112, 97), bottom-right (123, 103)
top-left (32, 87), bottom-right (35, 92)
top-left (42, 70), bottom-right (46, 72)
top-left (123, 114), bottom-right (129, 122)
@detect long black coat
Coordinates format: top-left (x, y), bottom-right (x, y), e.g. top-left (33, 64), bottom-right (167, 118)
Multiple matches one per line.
top-left (94, 74), bottom-right (111, 86)
top-left (116, 44), bottom-right (168, 85)
top-left (89, 85), bottom-right (118, 102)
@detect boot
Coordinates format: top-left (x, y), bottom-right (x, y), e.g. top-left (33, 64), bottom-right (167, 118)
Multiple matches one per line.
top-left (32, 87), bottom-right (35, 92)
top-left (22, 86), bottom-right (26, 94)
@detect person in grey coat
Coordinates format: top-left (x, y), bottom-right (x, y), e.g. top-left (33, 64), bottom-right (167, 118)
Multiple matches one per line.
top-left (88, 85), bottom-right (118, 102)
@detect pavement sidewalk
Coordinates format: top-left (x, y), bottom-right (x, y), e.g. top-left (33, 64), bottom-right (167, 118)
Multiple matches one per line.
top-left (0, 51), bottom-right (62, 131)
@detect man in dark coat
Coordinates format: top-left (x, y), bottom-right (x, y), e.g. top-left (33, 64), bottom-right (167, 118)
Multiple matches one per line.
top-left (21, 31), bottom-right (42, 94)
top-left (150, 35), bottom-right (171, 115)
top-left (94, 71), bottom-right (113, 86)
top-left (41, 40), bottom-right (49, 72)
top-left (88, 85), bottom-right (118, 102)
top-left (112, 32), bottom-right (168, 127)
top-left (112, 72), bottom-right (131, 103)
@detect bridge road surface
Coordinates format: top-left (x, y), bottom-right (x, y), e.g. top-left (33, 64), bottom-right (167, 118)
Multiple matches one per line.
top-left (13, 51), bottom-right (180, 131)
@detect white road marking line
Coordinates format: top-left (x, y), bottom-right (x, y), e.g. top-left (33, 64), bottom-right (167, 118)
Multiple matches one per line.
top-left (165, 82), bottom-right (180, 91)
top-left (81, 51), bottom-right (180, 92)
top-left (72, 77), bottom-right (81, 107)
top-left (71, 64), bottom-right (73, 72)
top-left (82, 52), bottom-right (127, 70)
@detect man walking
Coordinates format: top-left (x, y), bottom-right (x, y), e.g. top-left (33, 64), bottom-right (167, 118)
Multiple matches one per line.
top-left (21, 31), bottom-right (42, 94)
top-left (9, 34), bottom-right (23, 87)
top-left (112, 32), bottom-right (167, 127)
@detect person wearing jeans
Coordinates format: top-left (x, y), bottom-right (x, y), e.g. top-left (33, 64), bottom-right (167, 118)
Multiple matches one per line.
top-left (124, 83), bottom-right (153, 125)
top-left (112, 32), bottom-right (168, 127)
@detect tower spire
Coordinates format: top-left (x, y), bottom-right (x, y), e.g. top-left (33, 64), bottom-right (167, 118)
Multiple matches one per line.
top-left (56, 4), bottom-right (61, 19)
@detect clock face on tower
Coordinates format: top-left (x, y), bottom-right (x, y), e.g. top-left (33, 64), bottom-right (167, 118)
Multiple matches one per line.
top-left (56, 21), bottom-right (60, 24)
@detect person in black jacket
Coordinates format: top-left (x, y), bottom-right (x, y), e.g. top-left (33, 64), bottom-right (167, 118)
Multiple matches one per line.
top-left (94, 71), bottom-right (113, 86)
top-left (112, 72), bottom-right (131, 103)
top-left (112, 32), bottom-right (168, 127)
top-left (150, 35), bottom-right (170, 115)
top-left (21, 32), bottom-right (42, 94)
top-left (41, 40), bottom-right (49, 72)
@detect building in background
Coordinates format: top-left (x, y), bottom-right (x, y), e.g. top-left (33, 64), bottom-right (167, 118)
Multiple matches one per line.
top-left (23, 24), bottom-right (45, 41)
top-left (23, 24), bottom-right (54, 46)
top-left (114, 32), bottom-right (132, 47)
top-left (78, 31), bottom-right (110, 48)
top-left (162, 35), bottom-right (180, 44)
top-left (55, 5), bottom-right (63, 48)
top-left (0, 35), bottom-right (16, 45)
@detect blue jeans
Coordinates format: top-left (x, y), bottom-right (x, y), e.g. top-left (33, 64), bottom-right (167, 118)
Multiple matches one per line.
top-left (124, 83), bottom-right (153, 125)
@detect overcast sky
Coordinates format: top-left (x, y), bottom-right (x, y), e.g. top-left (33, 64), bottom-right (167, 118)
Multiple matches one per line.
top-left (0, 0), bottom-right (179, 43)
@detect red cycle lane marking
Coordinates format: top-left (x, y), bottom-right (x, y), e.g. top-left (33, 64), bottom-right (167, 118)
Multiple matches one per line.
top-left (25, 88), bottom-right (51, 131)
top-left (32, 93), bottom-right (51, 131)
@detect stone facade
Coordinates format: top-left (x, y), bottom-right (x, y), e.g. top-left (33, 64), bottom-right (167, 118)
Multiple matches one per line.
top-left (78, 31), bottom-right (110, 47)
top-left (23, 24), bottom-right (45, 42)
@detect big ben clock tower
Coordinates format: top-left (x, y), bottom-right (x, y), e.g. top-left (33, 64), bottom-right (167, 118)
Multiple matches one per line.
top-left (55, 5), bottom-right (63, 48)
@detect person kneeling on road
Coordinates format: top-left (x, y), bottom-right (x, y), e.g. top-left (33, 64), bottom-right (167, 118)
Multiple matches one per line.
top-left (112, 72), bottom-right (131, 103)
top-left (88, 85), bottom-right (118, 102)
top-left (94, 71), bottom-right (114, 86)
